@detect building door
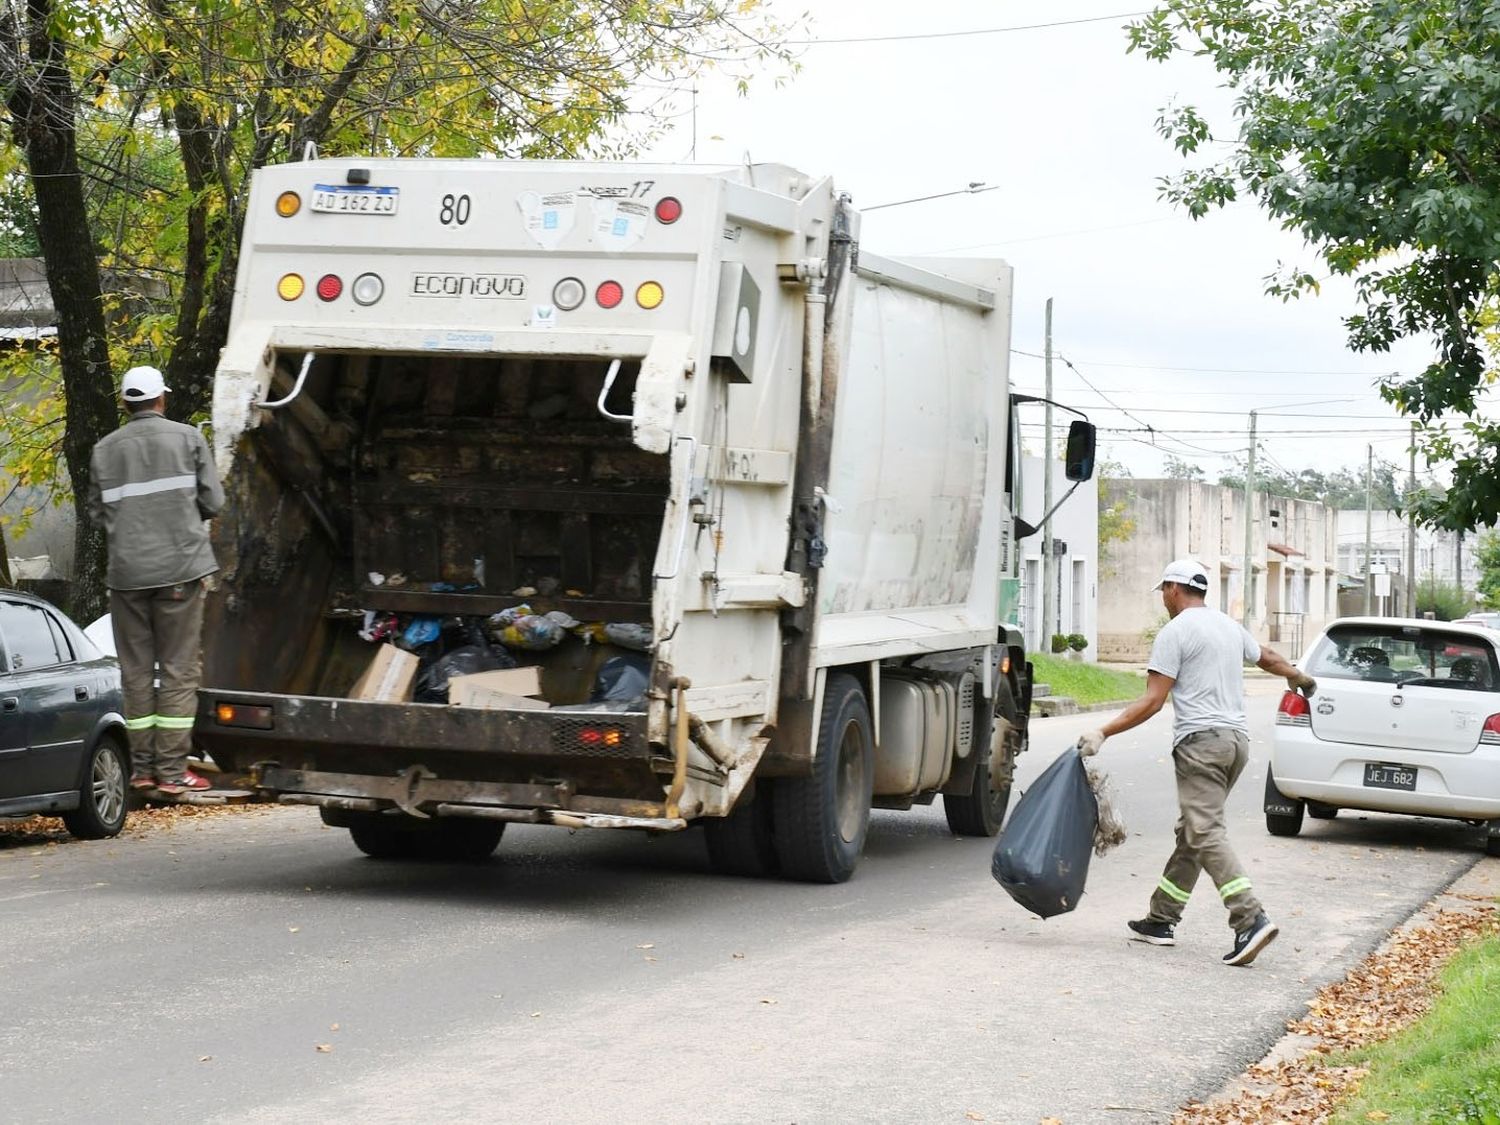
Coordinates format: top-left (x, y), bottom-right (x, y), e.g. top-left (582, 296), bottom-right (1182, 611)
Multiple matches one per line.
top-left (1071, 558), bottom-right (1086, 637)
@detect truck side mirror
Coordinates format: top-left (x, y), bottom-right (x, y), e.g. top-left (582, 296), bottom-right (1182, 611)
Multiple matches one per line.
top-left (1064, 420), bottom-right (1096, 482)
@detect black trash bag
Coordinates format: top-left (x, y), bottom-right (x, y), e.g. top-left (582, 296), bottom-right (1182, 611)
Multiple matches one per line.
top-left (414, 644), bottom-right (517, 703)
top-left (991, 747), bottom-right (1100, 918)
top-left (589, 653), bottom-right (650, 706)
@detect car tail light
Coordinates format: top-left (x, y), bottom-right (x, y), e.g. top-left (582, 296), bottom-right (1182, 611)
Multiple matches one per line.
top-left (654, 196), bottom-right (682, 224)
top-left (1481, 714), bottom-right (1500, 745)
top-left (1275, 690), bottom-right (1311, 727)
top-left (215, 702), bottom-right (274, 730)
top-left (596, 280), bottom-right (623, 309)
top-left (316, 274), bottom-right (342, 301)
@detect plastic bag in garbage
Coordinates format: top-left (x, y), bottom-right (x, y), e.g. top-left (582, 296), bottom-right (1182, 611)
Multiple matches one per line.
top-left (413, 644), bottom-right (517, 704)
top-left (991, 747), bottom-right (1100, 919)
top-left (589, 653), bottom-right (650, 706)
top-left (400, 615), bottom-right (442, 648)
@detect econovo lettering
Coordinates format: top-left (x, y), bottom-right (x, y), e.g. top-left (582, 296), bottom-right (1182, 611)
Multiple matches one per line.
top-left (411, 273), bottom-right (527, 299)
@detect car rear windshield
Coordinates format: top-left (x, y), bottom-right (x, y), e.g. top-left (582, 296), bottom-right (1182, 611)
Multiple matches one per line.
top-left (1303, 624), bottom-right (1500, 691)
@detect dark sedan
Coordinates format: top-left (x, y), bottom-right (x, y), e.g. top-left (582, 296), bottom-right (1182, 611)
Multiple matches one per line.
top-left (0, 590), bottom-right (129, 838)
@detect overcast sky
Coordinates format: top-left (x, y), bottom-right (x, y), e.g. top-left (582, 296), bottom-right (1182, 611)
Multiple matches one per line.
top-left (638, 0), bottom-right (1458, 486)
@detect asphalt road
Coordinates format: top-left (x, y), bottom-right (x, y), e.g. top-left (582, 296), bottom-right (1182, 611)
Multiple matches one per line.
top-left (0, 679), bottom-right (1486, 1124)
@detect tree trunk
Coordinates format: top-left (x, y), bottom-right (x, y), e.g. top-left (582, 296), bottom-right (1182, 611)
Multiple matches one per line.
top-left (10, 0), bottom-right (116, 621)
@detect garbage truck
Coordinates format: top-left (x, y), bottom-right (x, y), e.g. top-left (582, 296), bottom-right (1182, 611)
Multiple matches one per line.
top-left (194, 157), bottom-right (1096, 882)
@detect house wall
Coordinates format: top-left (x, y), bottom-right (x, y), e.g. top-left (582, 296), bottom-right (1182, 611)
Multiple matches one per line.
top-left (1016, 454), bottom-right (1098, 657)
top-left (1097, 479), bottom-right (1341, 661)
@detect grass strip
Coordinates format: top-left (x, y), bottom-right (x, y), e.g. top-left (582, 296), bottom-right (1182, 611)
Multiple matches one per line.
top-left (1331, 933), bottom-right (1500, 1125)
top-left (1028, 653), bottom-right (1144, 706)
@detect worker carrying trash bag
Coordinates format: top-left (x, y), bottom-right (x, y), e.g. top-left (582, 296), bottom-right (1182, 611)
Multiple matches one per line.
top-left (1077, 557), bottom-right (1315, 967)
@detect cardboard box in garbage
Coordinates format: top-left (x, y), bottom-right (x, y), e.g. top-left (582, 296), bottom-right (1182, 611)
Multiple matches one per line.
top-left (350, 644), bottom-right (418, 702)
top-left (449, 667), bottom-right (548, 710)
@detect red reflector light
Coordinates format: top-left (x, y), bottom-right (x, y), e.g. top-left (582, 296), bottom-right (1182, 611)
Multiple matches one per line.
top-left (578, 727), bottom-right (623, 747)
top-left (316, 274), bottom-right (343, 302)
top-left (596, 280), bottom-right (623, 309)
top-left (654, 196), bottom-right (682, 224)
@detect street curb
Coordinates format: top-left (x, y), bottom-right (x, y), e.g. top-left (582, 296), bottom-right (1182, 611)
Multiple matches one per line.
top-left (1031, 698), bottom-right (1133, 717)
top-left (1188, 856), bottom-right (1500, 1114)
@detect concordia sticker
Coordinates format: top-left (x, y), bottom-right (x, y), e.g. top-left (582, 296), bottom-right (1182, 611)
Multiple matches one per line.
top-left (411, 273), bottom-right (527, 299)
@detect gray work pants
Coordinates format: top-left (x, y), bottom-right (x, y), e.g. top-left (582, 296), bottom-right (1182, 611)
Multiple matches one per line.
top-left (1146, 727), bottom-right (1264, 932)
top-left (110, 579), bottom-right (205, 784)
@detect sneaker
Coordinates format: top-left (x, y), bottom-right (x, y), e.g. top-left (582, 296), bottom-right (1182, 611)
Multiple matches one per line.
top-left (1224, 912), bottom-right (1279, 966)
top-left (129, 776), bottom-right (158, 791)
top-left (155, 770), bottom-right (213, 795)
top-left (1127, 918), bottom-right (1176, 946)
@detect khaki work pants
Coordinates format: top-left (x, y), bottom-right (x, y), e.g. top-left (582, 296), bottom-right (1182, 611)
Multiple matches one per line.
top-left (110, 579), bottom-right (205, 784)
top-left (1146, 727), bottom-right (1264, 932)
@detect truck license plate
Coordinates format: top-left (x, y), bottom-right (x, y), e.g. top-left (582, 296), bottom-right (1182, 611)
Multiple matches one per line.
top-left (310, 185), bottom-right (399, 215)
top-left (1363, 762), bottom-right (1417, 791)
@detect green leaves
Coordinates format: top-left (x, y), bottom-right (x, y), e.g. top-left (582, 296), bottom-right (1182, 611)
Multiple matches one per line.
top-left (1133, 0), bottom-right (1500, 528)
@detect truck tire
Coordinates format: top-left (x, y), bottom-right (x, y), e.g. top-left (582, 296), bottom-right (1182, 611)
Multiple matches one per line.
top-left (1264, 769), bottom-right (1305, 838)
top-left (704, 785), bottom-right (781, 878)
top-left (62, 737), bottom-right (130, 840)
top-left (772, 673), bottom-right (874, 883)
top-left (349, 817), bottom-right (504, 861)
top-left (944, 681), bottom-right (1020, 837)
top-left (1485, 822), bottom-right (1500, 858)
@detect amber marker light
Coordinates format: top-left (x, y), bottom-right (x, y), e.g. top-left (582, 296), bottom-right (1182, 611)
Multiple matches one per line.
top-left (275, 191), bottom-right (301, 217)
top-left (635, 281), bottom-right (664, 310)
top-left (277, 273), bottom-right (305, 301)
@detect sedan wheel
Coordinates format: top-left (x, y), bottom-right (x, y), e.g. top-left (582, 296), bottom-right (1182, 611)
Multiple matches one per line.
top-left (62, 739), bottom-right (130, 839)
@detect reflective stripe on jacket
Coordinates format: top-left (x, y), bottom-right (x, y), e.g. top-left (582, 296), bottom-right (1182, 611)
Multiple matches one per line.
top-left (87, 411), bottom-right (225, 591)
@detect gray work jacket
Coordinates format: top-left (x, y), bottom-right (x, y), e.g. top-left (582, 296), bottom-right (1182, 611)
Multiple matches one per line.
top-left (86, 411), bottom-right (226, 591)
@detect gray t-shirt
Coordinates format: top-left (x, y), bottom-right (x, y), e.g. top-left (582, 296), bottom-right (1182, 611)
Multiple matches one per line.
top-left (1147, 606), bottom-right (1262, 743)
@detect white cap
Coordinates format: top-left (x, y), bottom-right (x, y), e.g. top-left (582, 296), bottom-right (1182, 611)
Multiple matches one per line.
top-left (1153, 557), bottom-right (1210, 592)
top-left (121, 365), bottom-right (168, 402)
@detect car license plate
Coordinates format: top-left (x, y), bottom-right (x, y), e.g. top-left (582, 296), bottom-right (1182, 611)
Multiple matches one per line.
top-left (309, 185), bottom-right (399, 215)
top-left (1363, 762), bottom-right (1417, 791)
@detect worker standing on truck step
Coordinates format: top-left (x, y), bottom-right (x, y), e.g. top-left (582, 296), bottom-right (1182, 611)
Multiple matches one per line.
top-left (1075, 558), bottom-right (1316, 967)
top-left (87, 366), bottom-right (225, 795)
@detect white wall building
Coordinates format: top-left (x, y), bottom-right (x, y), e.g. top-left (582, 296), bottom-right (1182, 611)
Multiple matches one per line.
top-left (1334, 510), bottom-right (1483, 612)
top-left (1016, 453), bottom-right (1098, 657)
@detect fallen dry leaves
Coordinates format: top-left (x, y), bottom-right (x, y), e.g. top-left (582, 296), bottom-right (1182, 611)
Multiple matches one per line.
top-left (1176, 898), bottom-right (1499, 1124)
top-left (0, 801), bottom-right (276, 849)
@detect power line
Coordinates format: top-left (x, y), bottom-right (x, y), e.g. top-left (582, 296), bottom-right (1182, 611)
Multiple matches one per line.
top-left (1012, 350), bottom-right (1403, 377)
top-left (786, 11), bottom-right (1147, 45)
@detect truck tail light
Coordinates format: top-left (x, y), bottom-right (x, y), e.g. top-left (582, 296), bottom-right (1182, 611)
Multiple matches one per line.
top-left (635, 281), bottom-right (664, 310)
top-left (1275, 690), bottom-right (1311, 727)
top-left (316, 274), bottom-right (343, 301)
top-left (552, 277), bottom-right (585, 311)
top-left (596, 280), bottom-right (623, 309)
top-left (275, 191), bottom-right (301, 217)
top-left (654, 196), bottom-right (682, 224)
top-left (277, 273), bottom-right (304, 301)
top-left (215, 702), bottom-right (274, 730)
top-left (351, 272), bottom-right (383, 306)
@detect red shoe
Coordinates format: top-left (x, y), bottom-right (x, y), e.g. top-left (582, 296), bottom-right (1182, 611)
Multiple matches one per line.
top-left (130, 776), bottom-right (158, 791)
top-left (156, 770), bottom-right (213, 795)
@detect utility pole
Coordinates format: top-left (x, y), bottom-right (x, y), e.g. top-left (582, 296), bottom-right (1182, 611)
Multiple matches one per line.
top-left (1041, 298), bottom-right (1055, 651)
top-left (1363, 444), bottom-right (1374, 615)
top-left (1407, 424), bottom-right (1416, 616)
top-left (1240, 410), bottom-right (1258, 628)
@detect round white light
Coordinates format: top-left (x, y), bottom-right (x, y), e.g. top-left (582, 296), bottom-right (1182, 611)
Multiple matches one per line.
top-left (552, 277), bottom-right (586, 311)
top-left (351, 272), bottom-right (384, 306)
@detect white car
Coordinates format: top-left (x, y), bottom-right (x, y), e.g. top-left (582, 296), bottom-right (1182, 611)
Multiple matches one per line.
top-left (1267, 616), bottom-right (1500, 856)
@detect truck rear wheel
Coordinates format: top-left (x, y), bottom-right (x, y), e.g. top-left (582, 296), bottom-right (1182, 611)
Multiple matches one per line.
top-left (704, 784), bottom-right (781, 878)
top-left (772, 673), bottom-right (874, 883)
top-left (945, 682), bottom-right (1021, 837)
top-left (349, 816), bottom-right (504, 861)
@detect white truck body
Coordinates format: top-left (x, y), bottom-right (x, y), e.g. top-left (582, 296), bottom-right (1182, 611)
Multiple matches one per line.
top-left (198, 158), bottom-right (1038, 881)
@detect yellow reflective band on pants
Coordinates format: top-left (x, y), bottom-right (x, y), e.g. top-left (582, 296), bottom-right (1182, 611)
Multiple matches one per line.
top-left (124, 715), bottom-right (157, 731)
top-left (155, 715), bottom-right (195, 730)
top-left (1218, 876), bottom-right (1253, 900)
top-left (1157, 876), bottom-right (1192, 904)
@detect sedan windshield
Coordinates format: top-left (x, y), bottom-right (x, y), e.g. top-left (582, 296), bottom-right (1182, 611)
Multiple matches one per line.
top-left (1303, 624), bottom-right (1500, 691)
